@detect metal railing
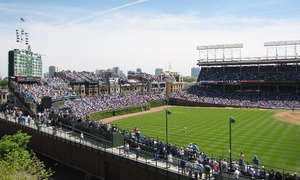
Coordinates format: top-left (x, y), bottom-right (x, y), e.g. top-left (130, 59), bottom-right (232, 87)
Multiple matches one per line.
top-left (2, 113), bottom-right (298, 180)
top-left (0, 113), bottom-right (184, 176)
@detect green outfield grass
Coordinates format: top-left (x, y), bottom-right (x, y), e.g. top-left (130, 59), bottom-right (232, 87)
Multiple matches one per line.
top-left (110, 106), bottom-right (300, 173)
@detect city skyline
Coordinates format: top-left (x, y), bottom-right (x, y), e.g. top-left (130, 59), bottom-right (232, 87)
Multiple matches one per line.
top-left (1, 0), bottom-right (300, 77)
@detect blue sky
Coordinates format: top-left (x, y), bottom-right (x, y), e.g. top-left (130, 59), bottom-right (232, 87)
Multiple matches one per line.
top-left (1, 0), bottom-right (300, 78)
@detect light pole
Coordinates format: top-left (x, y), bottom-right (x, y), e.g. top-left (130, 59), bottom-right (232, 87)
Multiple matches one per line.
top-left (165, 109), bottom-right (171, 159)
top-left (229, 117), bottom-right (236, 171)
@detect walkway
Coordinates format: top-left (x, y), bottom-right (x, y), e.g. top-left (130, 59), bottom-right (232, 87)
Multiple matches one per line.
top-left (0, 113), bottom-right (189, 177)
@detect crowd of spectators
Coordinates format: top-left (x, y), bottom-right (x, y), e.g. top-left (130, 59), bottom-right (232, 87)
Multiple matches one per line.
top-left (44, 77), bottom-right (69, 89)
top-left (199, 64), bottom-right (300, 81)
top-left (60, 70), bottom-right (85, 82)
top-left (124, 128), bottom-right (299, 179)
top-left (128, 72), bottom-right (162, 81)
top-left (10, 76), bottom-right (167, 136)
top-left (64, 91), bottom-right (167, 119)
top-left (15, 79), bottom-right (77, 105)
top-left (60, 70), bottom-right (123, 84)
top-left (128, 72), bottom-right (180, 82)
top-left (172, 85), bottom-right (300, 109)
top-left (76, 71), bottom-right (104, 82)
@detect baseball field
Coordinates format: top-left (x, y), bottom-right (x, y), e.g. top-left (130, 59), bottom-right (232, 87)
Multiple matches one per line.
top-left (106, 106), bottom-right (300, 173)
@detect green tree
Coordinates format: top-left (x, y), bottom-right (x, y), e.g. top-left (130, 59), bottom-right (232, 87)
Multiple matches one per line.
top-left (183, 77), bottom-right (197, 83)
top-left (0, 131), bottom-right (53, 180)
top-left (0, 79), bottom-right (8, 87)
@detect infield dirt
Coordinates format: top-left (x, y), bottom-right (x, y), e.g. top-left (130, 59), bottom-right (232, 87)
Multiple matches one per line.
top-left (275, 111), bottom-right (300, 125)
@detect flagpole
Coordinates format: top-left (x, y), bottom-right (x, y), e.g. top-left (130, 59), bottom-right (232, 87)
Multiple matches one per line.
top-left (19, 17), bottom-right (26, 50)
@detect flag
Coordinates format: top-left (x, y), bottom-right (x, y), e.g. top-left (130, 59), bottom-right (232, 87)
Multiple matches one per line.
top-left (21, 17), bottom-right (25, 22)
top-left (16, 29), bottom-right (19, 42)
top-left (20, 29), bottom-right (24, 43)
top-left (25, 32), bottom-right (29, 45)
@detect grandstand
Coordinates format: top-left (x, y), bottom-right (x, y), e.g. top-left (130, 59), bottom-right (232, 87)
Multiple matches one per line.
top-left (171, 41), bottom-right (300, 109)
top-left (171, 63), bottom-right (300, 109)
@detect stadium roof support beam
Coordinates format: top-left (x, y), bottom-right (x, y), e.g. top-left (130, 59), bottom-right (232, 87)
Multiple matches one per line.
top-left (264, 40), bottom-right (300, 59)
top-left (197, 43), bottom-right (243, 63)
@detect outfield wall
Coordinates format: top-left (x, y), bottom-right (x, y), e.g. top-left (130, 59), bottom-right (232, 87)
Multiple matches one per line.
top-left (169, 98), bottom-right (233, 107)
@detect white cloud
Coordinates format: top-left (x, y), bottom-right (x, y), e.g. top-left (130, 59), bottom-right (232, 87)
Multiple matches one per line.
top-left (62, 0), bottom-right (149, 26)
top-left (1, 10), bottom-right (300, 78)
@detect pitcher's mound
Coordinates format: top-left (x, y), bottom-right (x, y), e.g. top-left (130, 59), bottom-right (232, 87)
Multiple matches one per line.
top-left (276, 111), bottom-right (300, 125)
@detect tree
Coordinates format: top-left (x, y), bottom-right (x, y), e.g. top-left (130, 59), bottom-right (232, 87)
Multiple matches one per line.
top-left (0, 79), bottom-right (8, 87)
top-left (183, 77), bottom-right (197, 83)
top-left (0, 131), bottom-right (53, 179)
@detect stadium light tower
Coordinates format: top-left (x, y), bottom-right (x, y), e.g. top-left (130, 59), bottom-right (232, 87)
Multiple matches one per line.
top-left (229, 117), bottom-right (236, 171)
top-left (165, 109), bottom-right (171, 159)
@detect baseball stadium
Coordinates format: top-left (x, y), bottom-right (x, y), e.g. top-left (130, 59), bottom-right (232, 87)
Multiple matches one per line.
top-left (2, 40), bottom-right (300, 179)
